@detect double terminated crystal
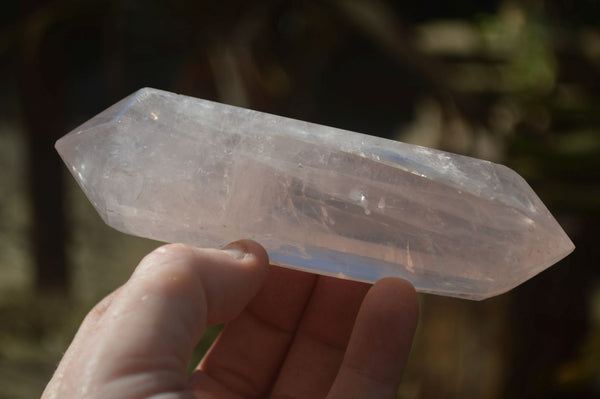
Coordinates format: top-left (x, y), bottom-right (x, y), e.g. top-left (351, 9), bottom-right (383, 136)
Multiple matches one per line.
top-left (56, 88), bottom-right (574, 300)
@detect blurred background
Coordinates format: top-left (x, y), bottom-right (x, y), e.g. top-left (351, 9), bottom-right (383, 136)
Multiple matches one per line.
top-left (1, 0), bottom-right (599, 397)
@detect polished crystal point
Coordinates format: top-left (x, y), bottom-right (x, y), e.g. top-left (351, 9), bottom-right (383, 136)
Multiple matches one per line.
top-left (56, 88), bottom-right (574, 300)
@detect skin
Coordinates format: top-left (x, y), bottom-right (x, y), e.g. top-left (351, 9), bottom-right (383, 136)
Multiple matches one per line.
top-left (43, 240), bottom-right (419, 399)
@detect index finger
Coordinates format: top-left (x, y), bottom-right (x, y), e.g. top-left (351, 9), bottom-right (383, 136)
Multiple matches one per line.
top-left (189, 266), bottom-right (317, 397)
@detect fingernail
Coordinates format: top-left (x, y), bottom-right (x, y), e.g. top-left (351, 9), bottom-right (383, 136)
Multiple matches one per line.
top-left (222, 241), bottom-right (250, 260)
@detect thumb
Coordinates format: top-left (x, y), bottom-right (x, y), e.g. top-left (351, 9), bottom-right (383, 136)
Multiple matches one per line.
top-left (44, 240), bottom-right (269, 399)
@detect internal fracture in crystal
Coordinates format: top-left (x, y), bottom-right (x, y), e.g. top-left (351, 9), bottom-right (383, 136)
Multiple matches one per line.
top-left (56, 88), bottom-right (574, 300)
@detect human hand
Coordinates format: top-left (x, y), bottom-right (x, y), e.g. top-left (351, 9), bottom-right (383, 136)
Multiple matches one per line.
top-left (43, 240), bottom-right (419, 398)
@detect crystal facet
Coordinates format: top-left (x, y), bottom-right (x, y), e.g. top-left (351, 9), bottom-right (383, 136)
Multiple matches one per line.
top-left (56, 88), bottom-right (574, 300)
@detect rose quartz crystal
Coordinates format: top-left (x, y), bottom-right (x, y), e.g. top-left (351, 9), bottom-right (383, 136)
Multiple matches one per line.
top-left (56, 88), bottom-right (574, 299)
